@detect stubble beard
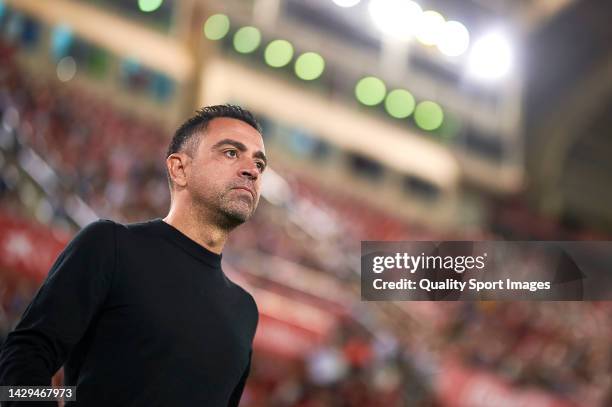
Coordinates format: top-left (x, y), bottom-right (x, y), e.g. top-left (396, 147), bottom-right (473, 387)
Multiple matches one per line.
top-left (219, 193), bottom-right (254, 227)
top-left (195, 188), bottom-right (257, 231)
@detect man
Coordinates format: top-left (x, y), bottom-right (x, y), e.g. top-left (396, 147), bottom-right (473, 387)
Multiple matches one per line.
top-left (0, 105), bottom-right (265, 406)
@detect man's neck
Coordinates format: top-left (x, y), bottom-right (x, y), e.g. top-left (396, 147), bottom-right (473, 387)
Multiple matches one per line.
top-left (163, 203), bottom-right (228, 255)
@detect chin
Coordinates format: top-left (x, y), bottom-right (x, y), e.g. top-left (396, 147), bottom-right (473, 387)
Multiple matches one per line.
top-left (229, 211), bottom-right (250, 224)
top-left (221, 205), bottom-right (252, 226)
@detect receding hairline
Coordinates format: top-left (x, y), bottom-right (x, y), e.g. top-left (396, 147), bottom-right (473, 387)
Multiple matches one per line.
top-left (166, 104), bottom-right (262, 159)
top-left (174, 117), bottom-right (263, 157)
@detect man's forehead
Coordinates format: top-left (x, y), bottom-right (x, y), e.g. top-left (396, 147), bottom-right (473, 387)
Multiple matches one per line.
top-left (202, 117), bottom-right (264, 149)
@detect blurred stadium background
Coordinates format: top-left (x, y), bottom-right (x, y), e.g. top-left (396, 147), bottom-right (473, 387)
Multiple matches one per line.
top-left (0, 0), bottom-right (611, 405)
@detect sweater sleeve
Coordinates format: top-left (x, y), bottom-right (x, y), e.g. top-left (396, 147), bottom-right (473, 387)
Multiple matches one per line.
top-left (227, 349), bottom-right (252, 407)
top-left (0, 220), bottom-right (116, 391)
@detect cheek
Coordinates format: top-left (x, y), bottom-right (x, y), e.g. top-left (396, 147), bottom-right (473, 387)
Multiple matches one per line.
top-left (188, 169), bottom-right (213, 192)
top-left (189, 159), bottom-right (220, 184)
top-left (191, 166), bottom-right (230, 193)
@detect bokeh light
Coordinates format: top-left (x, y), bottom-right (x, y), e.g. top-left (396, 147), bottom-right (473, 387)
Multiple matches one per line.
top-left (264, 40), bottom-right (294, 68)
top-left (294, 52), bottom-right (325, 80)
top-left (385, 89), bottom-right (416, 118)
top-left (56, 56), bottom-right (77, 82)
top-left (138, 0), bottom-right (163, 13)
top-left (332, 0), bottom-right (361, 7)
top-left (369, 0), bottom-right (422, 40)
top-left (415, 10), bottom-right (445, 46)
top-left (203, 14), bottom-right (230, 41)
top-left (233, 26), bottom-right (261, 54)
top-left (414, 101), bottom-right (444, 130)
top-left (467, 32), bottom-right (514, 82)
top-left (355, 77), bottom-right (386, 106)
top-left (51, 24), bottom-right (73, 60)
top-left (437, 20), bottom-right (470, 56)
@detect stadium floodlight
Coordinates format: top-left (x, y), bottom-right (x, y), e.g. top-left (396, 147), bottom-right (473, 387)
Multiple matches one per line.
top-left (437, 20), bottom-right (469, 56)
top-left (295, 52), bottom-right (325, 80)
top-left (414, 10), bottom-right (445, 46)
top-left (385, 89), bottom-right (415, 118)
top-left (138, 0), bottom-right (163, 13)
top-left (332, 0), bottom-right (361, 7)
top-left (233, 26), bottom-right (261, 54)
top-left (368, 0), bottom-right (422, 40)
top-left (467, 31), bottom-right (513, 82)
top-left (355, 77), bottom-right (386, 106)
top-left (414, 101), bottom-right (444, 130)
top-left (203, 14), bottom-right (230, 41)
top-left (265, 40), bottom-right (294, 68)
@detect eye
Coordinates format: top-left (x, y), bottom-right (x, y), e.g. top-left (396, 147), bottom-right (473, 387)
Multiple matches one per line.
top-left (224, 149), bottom-right (238, 158)
top-left (256, 161), bottom-right (266, 172)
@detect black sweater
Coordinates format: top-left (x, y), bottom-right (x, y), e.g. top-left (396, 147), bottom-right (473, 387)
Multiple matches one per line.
top-left (0, 219), bottom-right (259, 406)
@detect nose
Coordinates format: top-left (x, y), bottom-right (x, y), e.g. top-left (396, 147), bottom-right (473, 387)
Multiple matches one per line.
top-left (239, 161), bottom-right (259, 181)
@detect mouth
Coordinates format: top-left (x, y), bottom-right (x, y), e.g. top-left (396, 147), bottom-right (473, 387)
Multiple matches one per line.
top-left (232, 186), bottom-right (255, 200)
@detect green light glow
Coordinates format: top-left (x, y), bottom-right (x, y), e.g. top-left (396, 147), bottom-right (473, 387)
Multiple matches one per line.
top-left (138, 0), bottom-right (163, 13)
top-left (385, 89), bottom-right (415, 118)
top-left (264, 40), bottom-right (294, 68)
top-left (294, 52), bottom-right (325, 80)
top-left (414, 101), bottom-right (444, 131)
top-left (233, 26), bottom-right (261, 54)
top-left (355, 77), bottom-right (386, 106)
top-left (204, 14), bottom-right (230, 41)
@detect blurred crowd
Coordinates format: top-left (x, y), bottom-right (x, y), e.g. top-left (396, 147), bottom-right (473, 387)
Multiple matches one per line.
top-left (0, 42), bottom-right (169, 223)
top-left (243, 318), bottom-right (410, 407)
top-left (1, 40), bottom-right (611, 406)
top-left (442, 302), bottom-right (612, 406)
top-left (0, 275), bottom-right (37, 346)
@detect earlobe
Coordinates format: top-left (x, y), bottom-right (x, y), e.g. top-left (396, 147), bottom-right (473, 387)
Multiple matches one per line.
top-left (168, 154), bottom-right (188, 188)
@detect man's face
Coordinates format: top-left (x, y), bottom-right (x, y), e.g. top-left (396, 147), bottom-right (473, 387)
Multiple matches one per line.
top-left (185, 117), bottom-right (266, 227)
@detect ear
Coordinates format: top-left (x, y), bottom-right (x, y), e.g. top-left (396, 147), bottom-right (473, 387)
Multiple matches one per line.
top-left (166, 153), bottom-right (190, 188)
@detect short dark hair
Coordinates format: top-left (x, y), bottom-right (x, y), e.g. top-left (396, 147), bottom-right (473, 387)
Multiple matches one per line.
top-left (166, 104), bottom-right (262, 189)
top-left (167, 104), bottom-right (262, 158)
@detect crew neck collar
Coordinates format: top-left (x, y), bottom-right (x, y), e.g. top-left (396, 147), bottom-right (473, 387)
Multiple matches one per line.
top-left (147, 218), bottom-right (222, 268)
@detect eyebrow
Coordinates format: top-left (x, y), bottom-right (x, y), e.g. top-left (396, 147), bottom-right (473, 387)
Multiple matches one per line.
top-left (211, 138), bottom-right (268, 166)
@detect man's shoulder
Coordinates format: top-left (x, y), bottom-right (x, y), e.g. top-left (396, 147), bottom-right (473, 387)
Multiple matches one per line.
top-left (97, 218), bottom-right (159, 239)
top-left (71, 218), bottom-right (117, 245)
top-left (238, 285), bottom-right (258, 312)
top-left (231, 282), bottom-right (259, 321)
top-left (231, 283), bottom-right (259, 336)
top-left (73, 218), bottom-right (162, 248)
